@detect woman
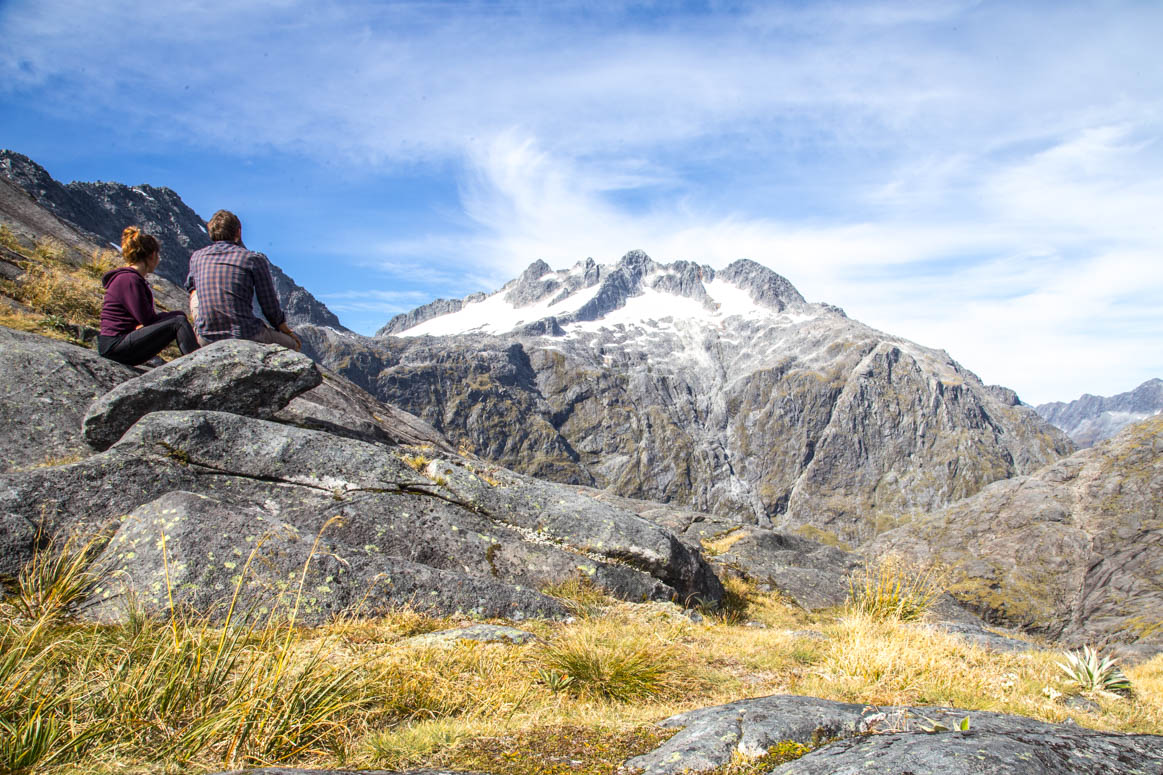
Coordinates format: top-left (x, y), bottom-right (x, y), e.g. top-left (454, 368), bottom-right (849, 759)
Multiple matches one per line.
top-left (98, 226), bottom-right (199, 366)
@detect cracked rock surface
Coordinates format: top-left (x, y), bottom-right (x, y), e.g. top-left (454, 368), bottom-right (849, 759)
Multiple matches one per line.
top-left (0, 331), bottom-right (722, 619)
top-left (0, 326), bottom-right (134, 472)
top-left (82, 339), bottom-right (322, 451)
top-left (626, 694), bottom-right (1163, 775)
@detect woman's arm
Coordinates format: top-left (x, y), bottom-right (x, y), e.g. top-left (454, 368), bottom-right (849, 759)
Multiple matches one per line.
top-left (118, 273), bottom-right (160, 327)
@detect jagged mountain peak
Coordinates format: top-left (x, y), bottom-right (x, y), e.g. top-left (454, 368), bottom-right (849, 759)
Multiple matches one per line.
top-left (0, 149), bottom-right (347, 332)
top-left (382, 251), bottom-right (817, 338)
top-left (1037, 377), bottom-right (1163, 447)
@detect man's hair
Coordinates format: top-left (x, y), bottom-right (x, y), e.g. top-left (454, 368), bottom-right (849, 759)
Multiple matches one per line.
top-left (207, 210), bottom-right (242, 242)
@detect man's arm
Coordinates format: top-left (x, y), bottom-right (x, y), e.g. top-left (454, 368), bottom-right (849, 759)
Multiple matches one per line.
top-left (250, 252), bottom-right (287, 330)
top-left (251, 252), bottom-right (300, 351)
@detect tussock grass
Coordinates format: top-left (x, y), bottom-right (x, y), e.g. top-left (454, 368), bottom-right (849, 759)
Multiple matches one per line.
top-left (846, 554), bottom-right (947, 621)
top-left (3, 244), bottom-right (117, 326)
top-left (0, 235), bottom-right (120, 347)
top-left (2, 540), bottom-right (1161, 774)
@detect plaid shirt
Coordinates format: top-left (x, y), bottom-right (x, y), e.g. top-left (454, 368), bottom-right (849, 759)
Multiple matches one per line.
top-left (185, 241), bottom-right (285, 341)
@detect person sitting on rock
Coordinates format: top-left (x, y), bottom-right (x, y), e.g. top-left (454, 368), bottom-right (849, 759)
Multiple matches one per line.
top-left (185, 209), bottom-right (301, 351)
top-left (98, 226), bottom-right (200, 366)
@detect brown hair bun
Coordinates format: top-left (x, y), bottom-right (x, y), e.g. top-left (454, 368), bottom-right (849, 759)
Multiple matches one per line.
top-left (121, 226), bottom-right (160, 266)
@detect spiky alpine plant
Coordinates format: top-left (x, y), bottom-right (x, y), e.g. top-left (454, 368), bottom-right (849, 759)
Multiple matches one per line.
top-left (1057, 645), bottom-right (1132, 694)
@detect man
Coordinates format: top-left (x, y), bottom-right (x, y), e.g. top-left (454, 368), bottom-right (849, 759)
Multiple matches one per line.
top-left (186, 210), bottom-right (301, 351)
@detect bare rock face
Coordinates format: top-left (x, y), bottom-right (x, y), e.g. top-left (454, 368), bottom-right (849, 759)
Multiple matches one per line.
top-left (0, 326), bottom-right (135, 472)
top-left (306, 252), bottom-right (1073, 547)
top-left (82, 339), bottom-right (323, 451)
top-left (0, 329), bottom-right (723, 616)
top-left (627, 695), bottom-right (1163, 775)
top-left (1037, 378), bottom-right (1163, 447)
top-left (870, 414), bottom-right (1163, 659)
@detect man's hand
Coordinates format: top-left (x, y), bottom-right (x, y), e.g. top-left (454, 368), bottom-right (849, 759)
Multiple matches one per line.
top-left (278, 322), bottom-right (302, 352)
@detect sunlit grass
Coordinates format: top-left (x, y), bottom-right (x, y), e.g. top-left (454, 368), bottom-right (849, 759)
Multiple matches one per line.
top-left (2, 538), bottom-right (1161, 775)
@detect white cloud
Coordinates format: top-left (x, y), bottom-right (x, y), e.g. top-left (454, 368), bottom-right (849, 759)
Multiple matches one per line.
top-left (4, 0), bottom-right (1161, 401)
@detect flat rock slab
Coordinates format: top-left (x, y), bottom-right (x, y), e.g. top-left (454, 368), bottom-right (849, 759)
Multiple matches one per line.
top-left (88, 491), bottom-right (568, 624)
top-left (625, 694), bottom-right (1163, 775)
top-left (429, 458), bottom-right (723, 607)
top-left (276, 368), bottom-right (455, 452)
top-left (403, 624), bottom-right (541, 648)
top-left (82, 339), bottom-right (321, 450)
top-left (0, 325), bottom-right (134, 471)
top-left (774, 725), bottom-right (1163, 774)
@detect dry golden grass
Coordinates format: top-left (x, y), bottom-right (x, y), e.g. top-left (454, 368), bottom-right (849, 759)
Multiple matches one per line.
top-left (3, 538), bottom-right (1161, 775)
top-left (0, 233), bottom-right (121, 349)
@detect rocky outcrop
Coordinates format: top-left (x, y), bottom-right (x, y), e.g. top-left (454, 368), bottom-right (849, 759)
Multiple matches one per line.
top-left (1038, 378), bottom-right (1163, 447)
top-left (82, 339), bottom-right (322, 451)
top-left (870, 414), bottom-right (1163, 659)
top-left (90, 490), bottom-right (569, 623)
top-left (378, 298), bottom-right (469, 336)
top-left (276, 368), bottom-right (455, 452)
top-left (0, 326), bottom-right (135, 472)
top-left (0, 331), bottom-right (722, 617)
top-left (305, 252), bottom-right (1073, 546)
top-left (0, 150), bottom-right (346, 331)
top-left (626, 694), bottom-right (1163, 775)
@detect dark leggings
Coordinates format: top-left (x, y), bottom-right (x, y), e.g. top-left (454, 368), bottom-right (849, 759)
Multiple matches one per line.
top-left (98, 314), bottom-right (199, 366)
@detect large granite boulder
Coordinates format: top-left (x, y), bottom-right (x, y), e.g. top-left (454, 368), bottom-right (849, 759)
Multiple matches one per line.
top-left (0, 326), bottom-right (134, 472)
top-left (3, 403), bottom-right (723, 616)
top-left (89, 491), bottom-right (568, 623)
top-left (82, 339), bottom-right (322, 451)
top-left (275, 367), bottom-right (454, 452)
top-left (870, 414), bottom-right (1163, 660)
top-left (626, 694), bottom-right (1163, 775)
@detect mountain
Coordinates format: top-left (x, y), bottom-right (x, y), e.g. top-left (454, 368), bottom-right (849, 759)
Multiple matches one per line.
top-left (302, 250), bottom-right (1074, 547)
top-left (1037, 378), bottom-right (1163, 447)
top-left (0, 150), bottom-right (346, 332)
top-left (870, 412), bottom-right (1163, 659)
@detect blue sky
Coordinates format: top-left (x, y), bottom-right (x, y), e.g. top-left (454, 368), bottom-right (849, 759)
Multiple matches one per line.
top-left (2, 0), bottom-right (1161, 405)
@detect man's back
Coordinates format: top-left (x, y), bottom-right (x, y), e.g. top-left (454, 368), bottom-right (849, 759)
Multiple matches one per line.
top-left (187, 241), bottom-right (285, 342)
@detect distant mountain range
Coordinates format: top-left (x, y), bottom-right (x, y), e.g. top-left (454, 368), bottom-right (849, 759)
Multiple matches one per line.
top-left (1036, 378), bottom-right (1163, 447)
top-left (0, 150), bottom-right (346, 332)
top-left (300, 250), bottom-right (1073, 547)
top-left (5, 149), bottom-right (1162, 654)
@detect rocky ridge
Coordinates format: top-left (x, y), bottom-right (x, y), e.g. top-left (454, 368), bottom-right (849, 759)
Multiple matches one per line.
top-left (308, 251), bottom-right (1073, 547)
top-left (871, 412), bottom-right (1163, 659)
top-left (1038, 378), bottom-right (1163, 447)
top-left (0, 150), bottom-right (346, 331)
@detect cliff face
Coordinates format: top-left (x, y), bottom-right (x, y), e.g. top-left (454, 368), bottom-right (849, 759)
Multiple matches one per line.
top-left (871, 413), bottom-right (1163, 659)
top-left (1038, 378), bottom-right (1163, 447)
top-left (0, 150), bottom-right (346, 331)
top-left (304, 251), bottom-right (1074, 546)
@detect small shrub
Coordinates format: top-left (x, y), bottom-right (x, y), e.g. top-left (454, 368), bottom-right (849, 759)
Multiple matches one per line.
top-left (846, 555), bottom-right (946, 621)
top-left (11, 261), bottom-right (103, 324)
top-left (0, 224), bottom-right (25, 253)
top-left (714, 575), bottom-right (755, 625)
top-left (1058, 646), bottom-right (1132, 695)
top-left (400, 452), bottom-right (431, 472)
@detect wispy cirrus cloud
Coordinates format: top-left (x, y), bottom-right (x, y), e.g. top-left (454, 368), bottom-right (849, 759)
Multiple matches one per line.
top-left (3, 0), bottom-right (1161, 402)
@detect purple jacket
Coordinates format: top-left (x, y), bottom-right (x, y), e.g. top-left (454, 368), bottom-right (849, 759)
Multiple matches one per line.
top-left (99, 267), bottom-right (183, 337)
